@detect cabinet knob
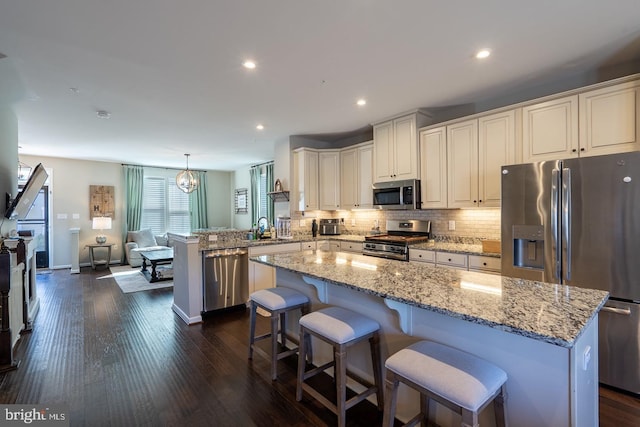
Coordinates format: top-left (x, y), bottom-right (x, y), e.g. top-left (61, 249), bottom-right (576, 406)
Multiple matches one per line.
top-left (483, 262), bottom-right (487, 266)
top-left (419, 254), bottom-right (422, 258)
top-left (473, 200), bottom-right (477, 203)
top-left (479, 200), bottom-right (482, 203)
top-left (448, 258), bottom-right (452, 262)
top-left (580, 148), bottom-right (585, 152)
top-left (572, 149), bottom-right (577, 152)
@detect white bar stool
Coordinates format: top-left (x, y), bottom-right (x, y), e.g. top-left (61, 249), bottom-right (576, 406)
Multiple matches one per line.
top-left (383, 340), bottom-right (508, 427)
top-left (248, 287), bottom-right (310, 380)
top-left (296, 306), bottom-right (384, 427)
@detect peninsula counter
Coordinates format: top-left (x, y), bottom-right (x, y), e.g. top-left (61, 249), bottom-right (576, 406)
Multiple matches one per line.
top-left (252, 250), bottom-right (608, 427)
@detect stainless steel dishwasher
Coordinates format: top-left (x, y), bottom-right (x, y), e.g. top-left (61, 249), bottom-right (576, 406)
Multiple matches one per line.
top-left (202, 248), bottom-right (249, 313)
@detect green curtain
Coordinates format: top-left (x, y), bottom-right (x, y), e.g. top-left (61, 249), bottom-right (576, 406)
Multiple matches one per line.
top-left (190, 170), bottom-right (208, 230)
top-left (122, 164), bottom-right (144, 263)
top-left (249, 165), bottom-right (260, 225)
top-left (265, 162), bottom-right (274, 226)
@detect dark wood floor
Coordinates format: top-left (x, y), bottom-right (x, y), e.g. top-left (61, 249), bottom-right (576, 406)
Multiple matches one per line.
top-left (1, 268), bottom-right (639, 426)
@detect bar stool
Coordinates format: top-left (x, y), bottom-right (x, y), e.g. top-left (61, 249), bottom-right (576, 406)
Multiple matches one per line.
top-left (296, 306), bottom-right (384, 427)
top-left (248, 287), bottom-right (310, 380)
top-left (383, 340), bottom-right (508, 427)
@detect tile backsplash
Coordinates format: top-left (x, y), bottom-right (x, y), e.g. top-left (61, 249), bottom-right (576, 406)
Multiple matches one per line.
top-left (290, 208), bottom-right (501, 240)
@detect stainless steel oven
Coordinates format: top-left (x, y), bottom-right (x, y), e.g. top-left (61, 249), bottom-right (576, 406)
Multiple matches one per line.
top-left (363, 220), bottom-right (431, 261)
top-left (372, 179), bottom-right (421, 210)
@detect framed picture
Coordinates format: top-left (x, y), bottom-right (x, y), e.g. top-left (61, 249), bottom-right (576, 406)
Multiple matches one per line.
top-left (235, 188), bottom-right (248, 214)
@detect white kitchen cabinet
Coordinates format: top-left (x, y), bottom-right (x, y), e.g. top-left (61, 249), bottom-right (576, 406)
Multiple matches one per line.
top-left (446, 110), bottom-right (517, 208)
top-left (319, 150), bottom-right (340, 210)
top-left (248, 242), bottom-right (302, 292)
top-left (301, 241), bottom-right (317, 250)
top-left (293, 148), bottom-right (319, 211)
top-left (339, 241), bottom-right (362, 253)
top-left (478, 110), bottom-right (518, 207)
top-left (409, 249), bottom-right (436, 264)
top-left (579, 80), bottom-right (640, 156)
top-left (340, 142), bottom-right (374, 209)
top-left (419, 127), bottom-right (447, 209)
top-left (318, 240), bottom-right (341, 251)
top-left (468, 255), bottom-right (501, 275)
top-left (436, 251), bottom-right (468, 270)
top-left (447, 119), bottom-right (478, 208)
top-left (522, 95), bottom-right (579, 163)
top-left (373, 111), bottom-right (431, 182)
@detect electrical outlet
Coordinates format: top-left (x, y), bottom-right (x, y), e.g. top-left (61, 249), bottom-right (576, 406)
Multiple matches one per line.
top-left (72, 213), bottom-right (80, 219)
top-left (448, 220), bottom-right (456, 231)
top-left (208, 234), bottom-right (218, 241)
top-left (351, 219), bottom-right (356, 226)
top-left (113, 244), bottom-right (118, 250)
top-left (300, 219), bottom-right (306, 227)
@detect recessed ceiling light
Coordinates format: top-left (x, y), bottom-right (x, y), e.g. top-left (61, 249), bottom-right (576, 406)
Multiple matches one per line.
top-left (476, 49), bottom-right (491, 59)
top-left (96, 110), bottom-right (111, 119)
top-left (356, 99), bottom-right (367, 106)
top-left (243, 60), bottom-right (256, 69)
top-left (69, 87), bottom-right (80, 94)
top-left (256, 124), bottom-right (264, 130)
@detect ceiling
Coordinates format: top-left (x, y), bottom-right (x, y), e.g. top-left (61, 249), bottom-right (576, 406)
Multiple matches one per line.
top-left (1, 0), bottom-right (640, 171)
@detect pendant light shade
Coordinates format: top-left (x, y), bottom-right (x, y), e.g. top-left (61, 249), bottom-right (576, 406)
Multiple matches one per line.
top-left (176, 153), bottom-right (198, 193)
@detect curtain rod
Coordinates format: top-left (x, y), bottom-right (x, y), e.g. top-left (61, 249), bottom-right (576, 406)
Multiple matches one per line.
top-left (251, 160), bottom-right (274, 168)
top-left (121, 163), bottom-right (207, 173)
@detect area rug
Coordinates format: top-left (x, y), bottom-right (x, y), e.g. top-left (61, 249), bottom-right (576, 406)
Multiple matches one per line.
top-left (100, 265), bottom-right (174, 293)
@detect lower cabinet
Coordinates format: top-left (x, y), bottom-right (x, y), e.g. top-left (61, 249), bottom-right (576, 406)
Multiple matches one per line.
top-left (248, 242), bottom-right (301, 293)
top-left (339, 241), bottom-right (363, 253)
top-left (410, 249), bottom-right (501, 274)
top-left (468, 255), bottom-right (501, 275)
top-left (436, 252), bottom-right (468, 270)
top-left (318, 240), bottom-right (341, 251)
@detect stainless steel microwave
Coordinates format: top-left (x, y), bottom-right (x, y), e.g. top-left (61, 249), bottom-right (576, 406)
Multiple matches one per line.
top-left (372, 179), bottom-right (421, 210)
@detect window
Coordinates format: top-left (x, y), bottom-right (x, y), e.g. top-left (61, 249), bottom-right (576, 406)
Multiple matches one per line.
top-left (141, 174), bottom-right (190, 235)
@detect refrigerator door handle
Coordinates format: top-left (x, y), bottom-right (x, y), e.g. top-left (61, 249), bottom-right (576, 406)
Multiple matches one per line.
top-left (562, 167), bottom-right (571, 281)
top-left (551, 169), bottom-right (561, 280)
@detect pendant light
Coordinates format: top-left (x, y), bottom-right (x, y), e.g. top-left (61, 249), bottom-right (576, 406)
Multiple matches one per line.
top-left (176, 154), bottom-right (198, 193)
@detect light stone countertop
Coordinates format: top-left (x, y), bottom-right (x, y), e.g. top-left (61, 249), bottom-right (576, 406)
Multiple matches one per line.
top-left (252, 250), bottom-right (608, 348)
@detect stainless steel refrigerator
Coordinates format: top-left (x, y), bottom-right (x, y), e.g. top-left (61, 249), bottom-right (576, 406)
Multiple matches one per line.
top-left (501, 151), bottom-right (640, 395)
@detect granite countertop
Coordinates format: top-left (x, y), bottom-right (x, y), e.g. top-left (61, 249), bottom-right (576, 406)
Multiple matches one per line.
top-left (252, 250), bottom-right (608, 348)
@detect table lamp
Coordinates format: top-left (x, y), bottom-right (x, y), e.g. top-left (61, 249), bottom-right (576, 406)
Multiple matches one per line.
top-left (92, 217), bottom-right (112, 244)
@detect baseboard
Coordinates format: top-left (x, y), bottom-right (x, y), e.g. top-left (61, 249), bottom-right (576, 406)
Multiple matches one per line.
top-left (172, 303), bottom-right (202, 325)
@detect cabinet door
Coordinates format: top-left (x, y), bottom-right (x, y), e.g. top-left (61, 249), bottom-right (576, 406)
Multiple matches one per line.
top-left (295, 149), bottom-right (319, 211)
top-left (393, 115), bottom-right (419, 180)
top-left (373, 121), bottom-right (394, 181)
top-left (447, 119), bottom-right (478, 208)
top-left (357, 143), bottom-right (374, 208)
top-left (250, 261), bottom-right (276, 292)
top-left (579, 80), bottom-right (640, 157)
top-left (478, 110), bottom-right (516, 208)
top-left (522, 95), bottom-right (579, 162)
top-left (436, 252), bottom-right (468, 270)
top-left (319, 150), bottom-right (340, 210)
top-left (340, 148), bottom-right (358, 209)
top-left (340, 241), bottom-right (362, 253)
top-left (420, 127), bottom-right (447, 208)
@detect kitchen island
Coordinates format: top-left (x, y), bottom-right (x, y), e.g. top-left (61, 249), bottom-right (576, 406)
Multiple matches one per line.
top-left (252, 250), bottom-right (608, 427)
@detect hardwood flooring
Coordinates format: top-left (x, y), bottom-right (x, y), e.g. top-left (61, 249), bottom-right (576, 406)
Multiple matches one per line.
top-left (1, 267), bottom-right (639, 426)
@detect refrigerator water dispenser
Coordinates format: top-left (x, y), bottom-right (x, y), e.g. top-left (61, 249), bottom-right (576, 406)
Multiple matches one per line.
top-left (512, 225), bottom-right (544, 269)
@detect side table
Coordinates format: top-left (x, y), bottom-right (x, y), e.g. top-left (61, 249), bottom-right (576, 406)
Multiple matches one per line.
top-left (86, 244), bottom-right (114, 270)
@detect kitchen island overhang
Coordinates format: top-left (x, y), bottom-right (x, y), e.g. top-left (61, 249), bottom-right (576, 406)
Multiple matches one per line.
top-left (251, 250), bottom-right (608, 427)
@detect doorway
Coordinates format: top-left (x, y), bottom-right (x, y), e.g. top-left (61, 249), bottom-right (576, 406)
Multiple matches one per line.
top-left (17, 185), bottom-right (49, 268)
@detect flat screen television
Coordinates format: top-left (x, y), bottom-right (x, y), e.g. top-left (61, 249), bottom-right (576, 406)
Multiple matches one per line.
top-left (4, 163), bottom-right (48, 220)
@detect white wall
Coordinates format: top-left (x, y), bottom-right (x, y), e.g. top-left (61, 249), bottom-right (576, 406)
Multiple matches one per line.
top-left (232, 166), bottom-right (252, 230)
top-left (0, 107), bottom-right (18, 238)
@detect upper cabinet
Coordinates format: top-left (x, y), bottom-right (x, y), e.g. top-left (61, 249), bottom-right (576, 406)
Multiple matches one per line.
top-left (318, 150), bottom-right (340, 210)
top-left (419, 127), bottom-right (447, 209)
top-left (578, 80), bottom-right (640, 156)
top-left (523, 79), bottom-right (640, 162)
top-left (423, 110), bottom-right (517, 209)
top-left (292, 148), bottom-right (319, 211)
top-left (340, 142), bottom-right (373, 209)
top-left (373, 111), bottom-right (431, 182)
top-left (522, 95), bottom-right (579, 163)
